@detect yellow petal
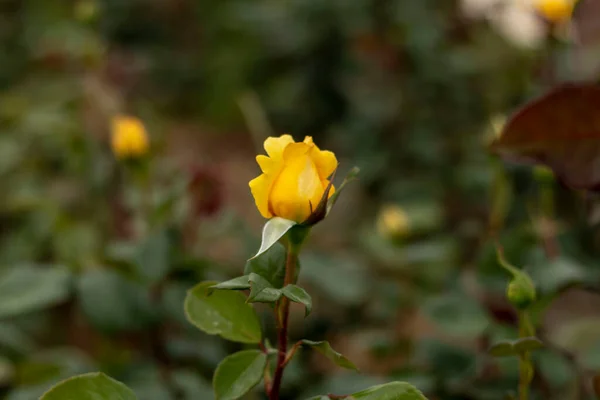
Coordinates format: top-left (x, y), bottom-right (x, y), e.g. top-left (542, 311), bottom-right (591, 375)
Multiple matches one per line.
top-left (269, 143), bottom-right (324, 222)
top-left (249, 174), bottom-right (273, 219)
top-left (264, 134), bottom-right (294, 159)
top-left (302, 136), bottom-right (338, 181)
top-left (256, 155), bottom-right (273, 173)
top-left (534, 0), bottom-right (575, 22)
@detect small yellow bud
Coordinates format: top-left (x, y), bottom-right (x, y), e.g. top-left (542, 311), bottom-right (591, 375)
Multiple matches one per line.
top-left (111, 115), bottom-right (149, 160)
top-left (376, 204), bottom-right (410, 239)
top-left (534, 0), bottom-right (577, 23)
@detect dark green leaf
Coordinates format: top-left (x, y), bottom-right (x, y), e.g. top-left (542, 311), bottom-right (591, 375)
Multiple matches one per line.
top-left (211, 275), bottom-right (251, 291)
top-left (245, 242), bottom-right (287, 288)
top-left (302, 340), bottom-right (358, 371)
top-left (488, 341), bottom-right (517, 357)
top-left (134, 230), bottom-right (170, 283)
top-left (0, 265), bottom-right (70, 319)
top-left (282, 284), bottom-right (312, 316)
top-left (41, 372), bottom-right (137, 400)
top-left (77, 268), bottom-right (156, 332)
top-left (184, 281), bottom-right (262, 344)
top-left (213, 350), bottom-right (267, 400)
top-left (351, 381), bottom-right (428, 400)
top-left (513, 337), bottom-right (543, 353)
top-left (247, 273), bottom-right (281, 303)
top-left (421, 293), bottom-right (490, 338)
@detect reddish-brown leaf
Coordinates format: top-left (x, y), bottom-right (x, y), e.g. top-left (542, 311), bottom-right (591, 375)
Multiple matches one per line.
top-left (491, 83), bottom-right (600, 190)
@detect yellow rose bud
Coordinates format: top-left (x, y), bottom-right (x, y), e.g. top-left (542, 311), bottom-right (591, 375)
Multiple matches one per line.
top-left (534, 0), bottom-right (577, 23)
top-left (249, 134), bottom-right (338, 223)
top-left (111, 115), bottom-right (149, 159)
top-left (376, 204), bottom-right (410, 239)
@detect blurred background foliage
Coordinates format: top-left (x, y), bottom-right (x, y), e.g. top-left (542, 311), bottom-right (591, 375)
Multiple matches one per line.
top-left (2, 0), bottom-right (600, 399)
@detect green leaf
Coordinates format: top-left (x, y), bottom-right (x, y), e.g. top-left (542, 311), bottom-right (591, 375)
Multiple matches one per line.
top-left (213, 350), bottom-right (267, 400)
top-left (211, 275), bottom-right (251, 291)
top-left (134, 230), bottom-right (170, 283)
top-left (302, 340), bottom-right (358, 371)
top-left (513, 337), bottom-right (543, 353)
top-left (351, 381), bottom-right (428, 400)
top-left (41, 372), bottom-right (137, 400)
top-left (77, 268), bottom-right (156, 332)
top-left (250, 217), bottom-right (296, 260)
top-left (421, 293), bottom-right (490, 338)
top-left (244, 243), bottom-right (287, 288)
top-left (488, 337), bottom-right (543, 358)
top-left (0, 265), bottom-right (70, 319)
top-left (247, 273), bottom-right (281, 303)
top-left (282, 285), bottom-right (312, 316)
top-left (489, 341), bottom-right (517, 357)
top-left (184, 281), bottom-right (262, 344)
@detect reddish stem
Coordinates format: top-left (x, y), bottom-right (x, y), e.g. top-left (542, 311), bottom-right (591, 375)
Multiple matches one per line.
top-left (269, 245), bottom-right (296, 400)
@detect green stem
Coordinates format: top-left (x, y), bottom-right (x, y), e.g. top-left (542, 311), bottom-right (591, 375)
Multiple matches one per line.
top-left (518, 310), bottom-right (534, 400)
top-left (269, 243), bottom-right (297, 400)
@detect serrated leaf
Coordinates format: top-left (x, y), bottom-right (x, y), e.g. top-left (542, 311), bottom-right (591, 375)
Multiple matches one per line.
top-left (211, 276), bottom-right (251, 291)
top-left (351, 381), bottom-right (428, 400)
top-left (302, 340), bottom-right (358, 371)
top-left (282, 285), bottom-right (312, 316)
top-left (184, 281), bottom-right (262, 344)
top-left (41, 372), bottom-right (137, 400)
top-left (513, 337), bottom-right (543, 353)
top-left (0, 265), bottom-right (71, 319)
top-left (245, 242), bottom-right (287, 288)
top-left (250, 217), bottom-right (297, 260)
top-left (247, 273), bottom-right (281, 303)
top-left (213, 350), bottom-right (267, 400)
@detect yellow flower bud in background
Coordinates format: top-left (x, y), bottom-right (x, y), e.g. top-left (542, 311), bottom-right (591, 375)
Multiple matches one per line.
top-left (533, 0), bottom-right (577, 23)
top-left (111, 115), bottom-right (149, 160)
top-left (249, 134), bottom-right (338, 223)
top-left (376, 204), bottom-right (410, 239)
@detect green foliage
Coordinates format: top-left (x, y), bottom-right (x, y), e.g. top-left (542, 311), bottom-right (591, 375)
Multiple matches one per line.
top-left (184, 281), bottom-right (262, 344)
top-left (301, 340), bottom-right (358, 371)
top-left (489, 337), bottom-right (544, 358)
top-left (351, 382), bottom-right (428, 400)
top-left (41, 373), bottom-right (137, 400)
top-left (244, 243), bottom-right (287, 288)
top-left (134, 229), bottom-right (171, 283)
top-left (0, 265), bottom-right (70, 319)
top-left (1, 0), bottom-right (599, 399)
top-left (212, 350), bottom-right (267, 400)
top-left (281, 285), bottom-right (312, 316)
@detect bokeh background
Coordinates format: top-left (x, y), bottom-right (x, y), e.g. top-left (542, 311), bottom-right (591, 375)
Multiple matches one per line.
top-left (2, 0), bottom-right (600, 399)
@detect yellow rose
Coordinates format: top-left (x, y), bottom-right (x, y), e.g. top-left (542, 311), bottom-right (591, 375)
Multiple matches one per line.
top-left (249, 134), bottom-right (338, 223)
top-left (111, 115), bottom-right (149, 159)
top-left (534, 0), bottom-right (577, 22)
